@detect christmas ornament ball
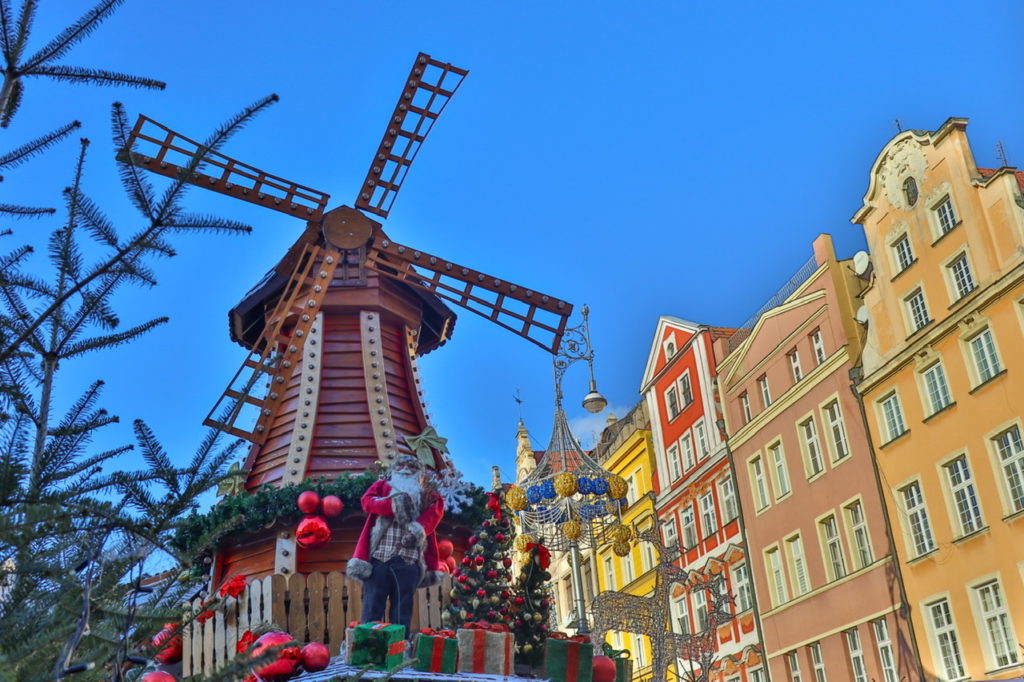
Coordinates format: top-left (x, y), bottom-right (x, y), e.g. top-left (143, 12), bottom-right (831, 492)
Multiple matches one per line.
top-left (613, 524), bottom-right (632, 542)
top-left (295, 515), bottom-right (331, 549)
top-left (457, 574), bottom-right (468, 583)
top-left (522, 643), bottom-right (533, 653)
top-left (554, 471), bottom-right (578, 497)
top-left (474, 555), bottom-right (485, 565)
top-left (612, 540), bottom-right (631, 557)
top-left (495, 532), bottom-right (506, 543)
top-left (300, 642), bottom-right (330, 673)
top-left (450, 589), bottom-right (459, 598)
top-left (477, 589), bottom-right (488, 597)
top-left (468, 535), bottom-right (478, 545)
top-left (506, 485), bottom-right (527, 511)
top-left (437, 539), bottom-right (454, 558)
top-left (486, 569), bottom-right (498, 579)
top-left (152, 623), bottom-right (182, 664)
top-left (502, 558), bottom-right (512, 567)
top-left (490, 595), bottom-right (500, 604)
top-left (478, 531), bottom-right (489, 540)
top-left (320, 495), bottom-right (343, 518)
top-left (514, 534), bottom-right (534, 552)
top-left (296, 490), bottom-right (321, 514)
top-left (445, 556), bottom-right (457, 572)
top-left (461, 556), bottom-right (472, 566)
top-left (532, 612), bottom-right (544, 622)
top-left (606, 474), bottom-right (628, 499)
top-left (514, 596), bottom-right (525, 605)
top-left (592, 655), bottom-right (618, 682)
top-left (561, 519), bottom-right (582, 540)
top-left (251, 631), bottom-right (301, 680)
top-left (141, 672), bottom-right (176, 682)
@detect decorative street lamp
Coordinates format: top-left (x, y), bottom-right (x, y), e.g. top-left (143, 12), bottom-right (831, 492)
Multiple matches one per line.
top-left (506, 306), bottom-right (631, 634)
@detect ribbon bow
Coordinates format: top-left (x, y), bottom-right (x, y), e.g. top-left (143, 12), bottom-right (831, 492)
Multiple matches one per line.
top-left (420, 628), bottom-right (457, 639)
top-left (525, 542), bottom-right (551, 569)
top-left (463, 622), bottom-right (509, 633)
top-left (548, 632), bottom-right (569, 641)
top-left (485, 492), bottom-right (502, 520)
top-left (570, 634), bottom-right (591, 644)
top-left (602, 642), bottom-right (631, 659)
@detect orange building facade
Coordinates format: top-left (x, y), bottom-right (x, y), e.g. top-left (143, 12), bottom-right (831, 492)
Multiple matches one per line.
top-left (852, 119), bottom-right (1024, 681)
top-left (717, 235), bottom-right (917, 682)
top-left (641, 319), bottom-right (764, 682)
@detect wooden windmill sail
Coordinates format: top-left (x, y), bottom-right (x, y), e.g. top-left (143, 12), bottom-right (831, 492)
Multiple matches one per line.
top-left (118, 53), bottom-right (573, 578)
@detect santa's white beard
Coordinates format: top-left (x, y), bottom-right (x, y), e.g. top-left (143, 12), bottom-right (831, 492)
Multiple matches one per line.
top-left (388, 470), bottom-right (424, 514)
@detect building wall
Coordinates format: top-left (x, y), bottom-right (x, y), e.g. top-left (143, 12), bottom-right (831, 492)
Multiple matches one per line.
top-left (717, 235), bottom-right (915, 682)
top-left (853, 119), bottom-right (1024, 681)
top-left (642, 320), bottom-right (765, 682)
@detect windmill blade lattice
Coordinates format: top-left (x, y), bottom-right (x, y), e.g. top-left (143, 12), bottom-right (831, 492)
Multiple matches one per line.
top-left (355, 53), bottom-right (469, 219)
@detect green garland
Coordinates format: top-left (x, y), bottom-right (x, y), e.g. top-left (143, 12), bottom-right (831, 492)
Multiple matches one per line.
top-left (171, 474), bottom-right (488, 564)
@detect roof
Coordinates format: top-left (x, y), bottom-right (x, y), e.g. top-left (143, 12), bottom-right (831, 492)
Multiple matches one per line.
top-left (978, 167), bottom-right (1024, 192)
top-left (707, 326), bottom-right (738, 341)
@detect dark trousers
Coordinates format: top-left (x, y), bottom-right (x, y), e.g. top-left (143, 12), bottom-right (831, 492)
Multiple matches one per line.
top-left (361, 557), bottom-right (422, 635)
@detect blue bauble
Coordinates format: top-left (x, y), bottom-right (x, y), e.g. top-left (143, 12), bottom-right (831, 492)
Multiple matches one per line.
top-left (527, 485), bottom-right (542, 504)
top-left (542, 480), bottom-right (556, 500)
top-left (577, 477), bottom-right (593, 495)
top-left (592, 478), bottom-right (608, 495)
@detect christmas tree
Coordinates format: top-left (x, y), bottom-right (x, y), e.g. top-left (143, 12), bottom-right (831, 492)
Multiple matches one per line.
top-left (443, 491), bottom-right (516, 628)
top-left (511, 541), bottom-right (553, 667)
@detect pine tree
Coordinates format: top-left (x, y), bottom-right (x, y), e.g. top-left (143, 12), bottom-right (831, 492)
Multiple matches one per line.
top-left (510, 541), bottom-right (553, 668)
top-left (443, 491), bottom-right (516, 628)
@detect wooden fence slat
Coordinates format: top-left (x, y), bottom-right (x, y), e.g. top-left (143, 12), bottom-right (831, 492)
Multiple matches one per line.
top-left (203, 603), bottom-right (214, 678)
top-left (224, 595), bottom-right (238, 660)
top-left (346, 576), bottom-right (363, 624)
top-left (213, 607), bottom-right (226, 669)
top-left (288, 572), bottom-right (307, 639)
top-left (239, 585), bottom-right (251, 643)
top-left (327, 571), bottom-right (346, 655)
top-left (271, 573), bottom-right (287, 629)
top-left (307, 572), bottom-right (326, 643)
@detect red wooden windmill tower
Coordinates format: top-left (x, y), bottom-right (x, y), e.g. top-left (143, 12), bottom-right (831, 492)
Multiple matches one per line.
top-left (119, 54), bottom-right (574, 580)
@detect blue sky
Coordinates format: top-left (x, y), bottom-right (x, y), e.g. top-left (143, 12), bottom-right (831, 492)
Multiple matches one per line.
top-left (6, 1), bottom-right (1023, 489)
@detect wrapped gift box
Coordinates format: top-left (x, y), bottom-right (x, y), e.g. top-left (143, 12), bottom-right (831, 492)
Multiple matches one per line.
top-left (601, 643), bottom-right (633, 682)
top-left (345, 621), bottom-right (406, 671)
top-left (413, 629), bottom-right (459, 673)
top-left (455, 624), bottom-right (514, 676)
top-left (544, 636), bottom-right (593, 682)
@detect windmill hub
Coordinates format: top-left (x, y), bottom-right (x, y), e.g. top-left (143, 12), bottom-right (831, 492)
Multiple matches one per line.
top-left (321, 206), bottom-right (376, 249)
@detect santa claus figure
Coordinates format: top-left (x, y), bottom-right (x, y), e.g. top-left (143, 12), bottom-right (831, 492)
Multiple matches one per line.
top-left (346, 454), bottom-right (445, 632)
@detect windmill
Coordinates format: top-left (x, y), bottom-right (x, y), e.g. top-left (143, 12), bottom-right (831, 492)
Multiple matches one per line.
top-left (118, 54), bottom-right (575, 578)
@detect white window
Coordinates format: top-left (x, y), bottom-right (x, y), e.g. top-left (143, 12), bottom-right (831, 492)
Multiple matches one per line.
top-left (667, 443), bottom-right (681, 481)
top-left (873, 619), bottom-right (899, 682)
top-left (893, 234), bottom-right (914, 271)
top-left (810, 329), bottom-right (826, 365)
top-left (751, 456), bottom-right (770, 510)
top-left (681, 507), bottom-right (697, 549)
top-left (923, 362), bottom-right (953, 415)
top-left (633, 634), bottom-right (645, 667)
top-left (679, 372), bottom-right (693, 406)
top-left (906, 288), bottom-right (930, 331)
top-left (622, 553), bottom-right (634, 584)
top-left (693, 587), bottom-right (708, 631)
top-left (770, 442), bottom-right (792, 496)
top-left (694, 421), bottom-right (709, 458)
top-left (789, 349), bottom-right (803, 382)
top-left (823, 400), bottom-right (850, 460)
top-left (665, 339), bottom-right (676, 358)
top-left (845, 501), bottom-right (873, 569)
top-left (700, 492), bottom-right (717, 537)
top-left (969, 329), bottom-right (1001, 384)
top-left (758, 375), bottom-right (772, 408)
top-left (750, 668), bottom-right (767, 682)
top-left (901, 482), bottom-right (936, 557)
top-left (719, 476), bottom-right (738, 521)
top-left (810, 643), bottom-right (827, 682)
top-left (944, 456), bottom-right (984, 536)
top-left (820, 515), bottom-right (846, 581)
top-left (642, 542), bottom-right (655, 572)
top-left (604, 556), bottom-right (615, 591)
top-left (974, 580), bottom-right (1019, 668)
top-left (786, 535), bottom-right (811, 596)
top-left (994, 426), bottom-right (1024, 514)
top-left (787, 651), bottom-right (803, 682)
top-left (845, 629), bottom-right (868, 682)
top-left (661, 520), bottom-right (678, 552)
top-left (671, 594), bottom-right (690, 634)
top-left (928, 599), bottom-right (966, 680)
top-left (665, 385), bottom-right (681, 419)
top-left (935, 196), bottom-right (958, 234)
top-left (765, 547), bottom-right (788, 606)
top-left (948, 253), bottom-right (976, 299)
top-left (880, 393), bottom-right (907, 442)
top-left (733, 562), bottom-right (752, 611)
top-left (800, 418), bottom-right (824, 476)
top-left (741, 392), bottom-right (752, 423)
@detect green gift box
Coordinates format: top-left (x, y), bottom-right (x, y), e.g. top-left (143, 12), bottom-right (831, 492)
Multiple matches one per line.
top-left (347, 622), bottom-right (406, 670)
top-left (413, 633), bottom-right (459, 673)
top-left (602, 642), bottom-right (633, 682)
top-left (544, 637), bottom-right (594, 682)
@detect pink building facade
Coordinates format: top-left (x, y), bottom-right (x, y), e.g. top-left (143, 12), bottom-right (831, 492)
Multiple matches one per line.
top-left (715, 235), bottom-right (919, 682)
top-left (641, 318), bottom-right (765, 682)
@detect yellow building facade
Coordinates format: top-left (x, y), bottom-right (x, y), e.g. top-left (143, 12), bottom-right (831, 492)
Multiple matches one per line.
top-left (590, 401), bottom-right (660, 677)
top-left (853, 118), bottom-right (1024, 681)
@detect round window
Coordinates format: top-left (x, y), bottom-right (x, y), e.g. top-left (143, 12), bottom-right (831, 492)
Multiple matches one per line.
top-left (903, 177), bottom-right (919, 206)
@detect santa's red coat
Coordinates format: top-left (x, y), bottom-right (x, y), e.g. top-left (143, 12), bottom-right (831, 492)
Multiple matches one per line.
top-left (346, 478), bottom-right (446, 587)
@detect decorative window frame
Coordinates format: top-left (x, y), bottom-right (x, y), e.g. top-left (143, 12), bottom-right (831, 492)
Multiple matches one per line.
top-left (941, 246), bottom-right (979, 305)
top-left (816, 392), bottom-right (852, 466)
top-left (748, 451), bottom-right (772, 514)
top-left (679, 370), bottom-right (694, 408)
top-left (935, 449), bottom-right (986, 539)
top-left (796, 409), bottom-right (827, 480)
top-left (903, 284), bottom-right (933, 335)
top-left (924, 181), bottom-right (960, 242)
top-left (840, 494), bottom-right (875, 571)
top-left (784, 530), bottom-right (811, 597)
top-left (766, 437), bottom-right (793, 500)
top-left (966, 573), bottom-right (1021, 672)
top-left (982, 417), bottom-right (1024, 519)
top-left (887, 222), bottom-right (916, 276)
top-left (957, 316), bottom-right (1004, 390)
top-left (875, 388), bottom-right (909, 445)
top-left (663, 333), bottom-right (678, 362)
top-left (921, 591), bottom-right (968, 681)
top-left (815, 509), bottom-right (849, 583)
top-left (763, 542), bottom-right (789, 607)
top-left (893, 474), bottom-right (937, 559)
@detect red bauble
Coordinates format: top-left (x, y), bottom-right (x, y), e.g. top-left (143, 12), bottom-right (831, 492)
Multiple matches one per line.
top-left (499, 605), bottom-right (509, 614)
top-left (461, 556), bottom-right (472, 566)
top-left (514, 596), bottom-right (525, 605)
top-left (297, 490), bottom-right (321, 515)
top-left (486, 570), bottom-right (498, 579)
top-left (251, 632), bottom-right (301, 680)
top-left (494, 533), bottom-right (506, 543)
top-left (468, 536), bottom-right (478, 545)
top-left (482, 520), bottom-right (491, 527)
top-left (152, 623), bottom-right (182, 664)
top-left (500, 590), bottom-right (510, 599)
top-left (486, 610), bottom-right (498, 620)
top-left (445, 556), bottom-right (457, 572)
top-left (500, 518), bottom-right (510, 527)
top-left (474, 555), bottom-right (485, 565)
top-left (502, 558), bottom-right (512, 567)
top-left (457, 574), bottom-right (468, 583)
top-left (300, 641), bottom-right (330, 672)
top-left (141, 672), bottom-right (177, 682)
top-left (321, 495), bottom-right (343, 518)
top-left (437, 539), bottom-right (454, 559)
top-left (514, 619), bottom-right (525, 629)
top-left (476, 589), bottom-right (487, 597)
top-left (296, 515), bottom-right (331, 549)
top-left (540, 599), bottom-right (550, 608)
top-left (592, 655), bottom-right (618, 682)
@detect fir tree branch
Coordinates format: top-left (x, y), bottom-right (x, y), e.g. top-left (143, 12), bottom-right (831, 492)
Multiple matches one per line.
top-left (20, 0), bottom-right (124, 70)
top-left (0, 119), bottom-right (79, 170)
top-left (27, 63), bottom-right (166, 90)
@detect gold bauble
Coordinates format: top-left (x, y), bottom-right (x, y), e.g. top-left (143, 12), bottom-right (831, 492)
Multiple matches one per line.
top-left (612, 540), bottom-right (631, 557)
top-left (606, 475), bottom-right (628, 499)
top-left (506, 486), bottom-right (527, 511)
top-left (554, 472), bottom-right (578, 497)
top-left (523, 643), bottom-right (533, 653)
top-left (561, 519), bottom-right (583, 540)
top-left (515, 534), bottom-right (535, 552)
top-left (613, 524), bottom-right (632, 542)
